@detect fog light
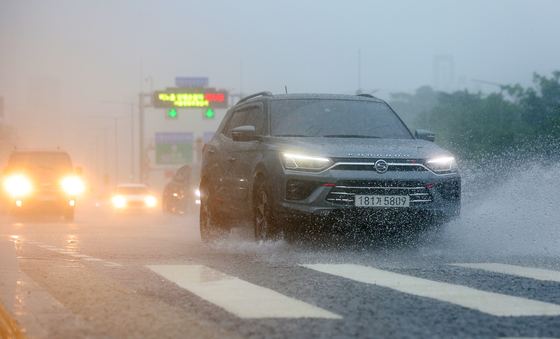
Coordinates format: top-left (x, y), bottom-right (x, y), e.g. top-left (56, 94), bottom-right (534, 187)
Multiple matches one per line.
top-left (16, 200), bottom-right (22, 207)
top-left (69, 200), bottom-right (75, 207)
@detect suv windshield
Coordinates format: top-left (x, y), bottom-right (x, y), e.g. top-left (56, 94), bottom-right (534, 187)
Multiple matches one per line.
top-left (8, 152), bottom-right (73, 172)
top-left (270, 99), bottom-right (412, 139)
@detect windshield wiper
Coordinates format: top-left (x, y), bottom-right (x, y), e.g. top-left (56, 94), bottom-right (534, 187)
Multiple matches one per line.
top-left (322, 135), bottom-right (381, 139)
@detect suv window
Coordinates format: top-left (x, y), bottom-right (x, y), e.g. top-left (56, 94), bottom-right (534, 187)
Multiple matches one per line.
top-left (270, 99), bottom-right (412, 139)
top-left (223, 110), bottom-right (250, 138)
top-left (244, 105), bottom-right (265, 135)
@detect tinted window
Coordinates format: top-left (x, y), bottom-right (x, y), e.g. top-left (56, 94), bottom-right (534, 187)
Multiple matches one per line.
top-left (244, 105), bottom-right (265, 135)
top-left (223, 110), bottom-right (249, 138)
top-left (8, 152), bottom-right (73, 172)
top-left (270, 100), bottom-right (412, 139)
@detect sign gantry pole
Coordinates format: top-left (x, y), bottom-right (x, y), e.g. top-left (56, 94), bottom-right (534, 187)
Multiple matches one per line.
top-left (138, 92), bottom-right (152, 183)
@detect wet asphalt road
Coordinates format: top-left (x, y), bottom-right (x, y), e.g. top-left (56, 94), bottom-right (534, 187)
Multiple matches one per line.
top-left (1, 196), bottom-right (560, 339)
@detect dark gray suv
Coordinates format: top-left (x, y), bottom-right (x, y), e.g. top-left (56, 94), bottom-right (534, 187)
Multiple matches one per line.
top-left (199, 92), bottom-right (460, 242)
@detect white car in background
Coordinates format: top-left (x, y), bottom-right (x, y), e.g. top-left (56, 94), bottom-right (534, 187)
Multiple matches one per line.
top-left (111, 184), bottom-right (158, 212)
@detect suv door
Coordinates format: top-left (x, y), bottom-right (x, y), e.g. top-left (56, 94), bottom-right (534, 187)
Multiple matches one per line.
top-left (214, 108), bottom-right (250, 210)
top-left (221, 103), bottom-right (265, 212)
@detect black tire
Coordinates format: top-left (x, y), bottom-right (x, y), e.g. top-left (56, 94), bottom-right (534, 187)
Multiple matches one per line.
top-left (64, 207), bottom-right (75, 222)
top-left (199, 182), bottom-right (227, 243)
top-left (253, 178), bottom-right (281, 241)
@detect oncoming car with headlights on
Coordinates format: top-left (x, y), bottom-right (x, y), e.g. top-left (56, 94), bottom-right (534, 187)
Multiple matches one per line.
top-left (2, 149), bottom-right (85, 221)
top-left (199, 92), bottom-right (461, 243)
top-left (111, 184), bottom-right (158, 213)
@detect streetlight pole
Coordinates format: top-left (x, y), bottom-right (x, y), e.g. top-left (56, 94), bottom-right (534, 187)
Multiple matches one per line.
top-left (114, 117), bottom-right (118, 183)
top-left (139, 90), bottom-right (152, 183)
top-left (87, 115), bottom-right (127, 187)
top-left (102, 101), bottom-right (135, 182)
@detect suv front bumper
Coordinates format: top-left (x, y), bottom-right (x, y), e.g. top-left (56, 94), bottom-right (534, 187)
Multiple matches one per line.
top-left (273, 168), bottom-right (461, 225)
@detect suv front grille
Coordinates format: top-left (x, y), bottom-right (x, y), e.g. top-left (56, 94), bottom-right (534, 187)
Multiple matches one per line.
top-left (329, 158), bottom-right (427, 172)
top-left (332, 164), bottom-right (427, 172)
top-left (325, 180), bottom-right (432, 206)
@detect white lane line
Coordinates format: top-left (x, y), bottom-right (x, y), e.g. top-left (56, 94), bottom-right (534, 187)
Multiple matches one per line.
top-left (104, 262), bottom-right (122, 267)
top-left (451, 263), bottom-right (560, 283)
top-left (302, 264), bottom-right (560, 317)
top-left (147, 265), bottom-right (341, 319)
top-left (25, 240), bottom-right (122, 268)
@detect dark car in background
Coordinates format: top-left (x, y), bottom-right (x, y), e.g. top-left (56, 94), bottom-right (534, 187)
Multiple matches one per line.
top-left (1, 149), bottom-right (85, 221)
top-left (199, 92), bottom-right (461, 243)
top-left (162, 164), bottom-right (200, 215)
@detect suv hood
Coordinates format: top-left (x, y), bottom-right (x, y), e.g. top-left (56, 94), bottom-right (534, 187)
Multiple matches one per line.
top-left (268, 137), bottom-right (453, 159)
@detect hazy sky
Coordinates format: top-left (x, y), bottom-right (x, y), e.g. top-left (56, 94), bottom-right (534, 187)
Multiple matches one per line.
top-left (1, 0), bottom-right (559, 184)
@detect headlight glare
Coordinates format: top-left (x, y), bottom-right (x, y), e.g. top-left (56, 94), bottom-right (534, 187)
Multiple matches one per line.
top-left (426, 156), bottom-right (457, 173)
top-left (111, 195), bottom-right (126, 208)
top-left (61, 176), bottom-right (85, 195)
top-left (145, 195), bottom-right (157, 207)
top-left (4, 175), bottom-right (33, 197)
top-left (281, 153), bottom-right (334, 172)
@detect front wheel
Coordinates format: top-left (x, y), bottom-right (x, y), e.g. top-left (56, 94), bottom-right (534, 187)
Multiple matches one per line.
top-left (199, 183), bottom-right (227, 243)
top-left (253, 178), bottom-right (281, 241)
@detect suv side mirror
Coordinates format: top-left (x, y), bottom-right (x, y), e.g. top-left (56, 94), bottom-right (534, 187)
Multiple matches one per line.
top-left (232, 125), bottom-right (257, 141)
top-left (75, 166), bottom-right (83, 175)
top-left (414, 129), bottom-right (435, 142)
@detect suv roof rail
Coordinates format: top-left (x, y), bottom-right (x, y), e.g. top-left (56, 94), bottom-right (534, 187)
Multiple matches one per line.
top-left (357, 94), bottom-right (376, 99)
top-left (237, 91), bottom-right (273, 105)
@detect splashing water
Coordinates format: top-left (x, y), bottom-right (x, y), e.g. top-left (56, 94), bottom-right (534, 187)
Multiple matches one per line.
top-left (443, 161), bottom-right (560, 256)
top-left (203, 157), bottom-right (560, 261)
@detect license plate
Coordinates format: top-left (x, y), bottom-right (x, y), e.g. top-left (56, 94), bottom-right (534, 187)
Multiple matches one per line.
top-left (355, 195), bottom-right (409, 207)
top-left (36, 196), bottom-right (57, 201)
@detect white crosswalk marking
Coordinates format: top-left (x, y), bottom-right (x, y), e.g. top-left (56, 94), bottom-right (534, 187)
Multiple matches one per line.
top-left (450, 263), bottom-right (560, 283)
top-left (146, 265), bottom-right (341, 319)
top-left (302, 264), bottom-right (560, 317)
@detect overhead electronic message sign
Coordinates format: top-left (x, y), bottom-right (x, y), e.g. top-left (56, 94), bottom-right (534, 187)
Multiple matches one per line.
top-left (154, 87), bottom-right (228, 109)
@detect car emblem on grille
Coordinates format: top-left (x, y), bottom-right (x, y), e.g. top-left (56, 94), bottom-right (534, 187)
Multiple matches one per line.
top-left (375, 160), bottom-right (388, 173)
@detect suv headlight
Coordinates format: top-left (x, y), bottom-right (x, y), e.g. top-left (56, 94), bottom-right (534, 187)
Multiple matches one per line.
top-left (4, 175), bottom-right (33, 197)
top-left (281, 153), bottom-right (334, 172)
top-left (425, 156), bottom-right (458, 174)
top-left (61, 176), bottom-right (85, 195)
